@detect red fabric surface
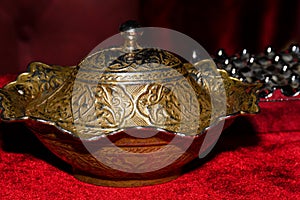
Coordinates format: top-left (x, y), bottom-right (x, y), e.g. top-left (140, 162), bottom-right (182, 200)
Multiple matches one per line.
top-left (1, 1), bottom-right (300, 197)
top-left (0, 75), bottom-right (299, 199)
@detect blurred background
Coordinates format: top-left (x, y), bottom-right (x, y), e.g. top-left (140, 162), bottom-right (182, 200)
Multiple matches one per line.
top-left (0, 0), bottom-right (299, 74)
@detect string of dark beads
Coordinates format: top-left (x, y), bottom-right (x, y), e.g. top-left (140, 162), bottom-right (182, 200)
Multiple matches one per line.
top-left (214, 45), bottom-right (300, 97)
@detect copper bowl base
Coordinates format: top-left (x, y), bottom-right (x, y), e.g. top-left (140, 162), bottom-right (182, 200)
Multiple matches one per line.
top-left (23, 120), bottom-right (206, 187)
top-left (73, 169), bottom-right (181, 187)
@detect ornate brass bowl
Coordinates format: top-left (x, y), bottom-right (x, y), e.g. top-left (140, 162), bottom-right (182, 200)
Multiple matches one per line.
top-left (0, 24), bottom-right (261, 187)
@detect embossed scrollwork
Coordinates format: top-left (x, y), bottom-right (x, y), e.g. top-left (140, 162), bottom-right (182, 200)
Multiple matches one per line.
top-left (0, 49), bottom-right (260, 138)
top-left (137, 83), bottom-right (181, 126)
top-left (94, 84), bottom-right (134, 128)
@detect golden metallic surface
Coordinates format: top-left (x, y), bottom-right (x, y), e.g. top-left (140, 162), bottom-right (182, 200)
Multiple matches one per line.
top-left (0, 46), bottom-right (261, 187)
top-left (0, 48), bottom-right (260, 138)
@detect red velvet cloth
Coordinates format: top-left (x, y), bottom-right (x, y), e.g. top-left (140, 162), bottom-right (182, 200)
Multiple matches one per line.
top-left (0, 75), bottom-right (299, 199)
top-left (1, 1), bottom-right (300, 198)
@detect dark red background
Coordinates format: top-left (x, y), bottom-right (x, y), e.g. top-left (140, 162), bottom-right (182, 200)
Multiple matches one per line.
top-left (0, 0), bottom-right (300, 74)
top-left (0, 1), bottom-right (299, 199)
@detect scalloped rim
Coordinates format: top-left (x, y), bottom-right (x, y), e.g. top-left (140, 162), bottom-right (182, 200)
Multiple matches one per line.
top-left (0, 60), bottom-right (261, 140)
top-left (0, 108), bottom-right (252, 141)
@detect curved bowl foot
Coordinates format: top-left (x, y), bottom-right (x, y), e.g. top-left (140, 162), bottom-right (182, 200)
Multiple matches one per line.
top-left (73, 169), bottom-right (181, 187)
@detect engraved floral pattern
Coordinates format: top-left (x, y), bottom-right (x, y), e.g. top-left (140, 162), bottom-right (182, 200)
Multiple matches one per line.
top-left (0, 49), bottom-right (260, 137)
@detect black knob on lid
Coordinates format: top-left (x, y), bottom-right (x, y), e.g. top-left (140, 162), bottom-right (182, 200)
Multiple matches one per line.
top-left (119, 20), bottom-right (141, 32)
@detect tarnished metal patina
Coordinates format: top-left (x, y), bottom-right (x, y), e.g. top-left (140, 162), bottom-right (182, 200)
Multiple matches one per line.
top-left (0, 22), bottom-right (261, 187)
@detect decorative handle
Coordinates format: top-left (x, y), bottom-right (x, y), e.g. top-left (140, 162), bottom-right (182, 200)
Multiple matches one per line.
top-left (0, 62), bottom-right (76, 120)
top-left (186, 59), bottom-right (262, 117)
